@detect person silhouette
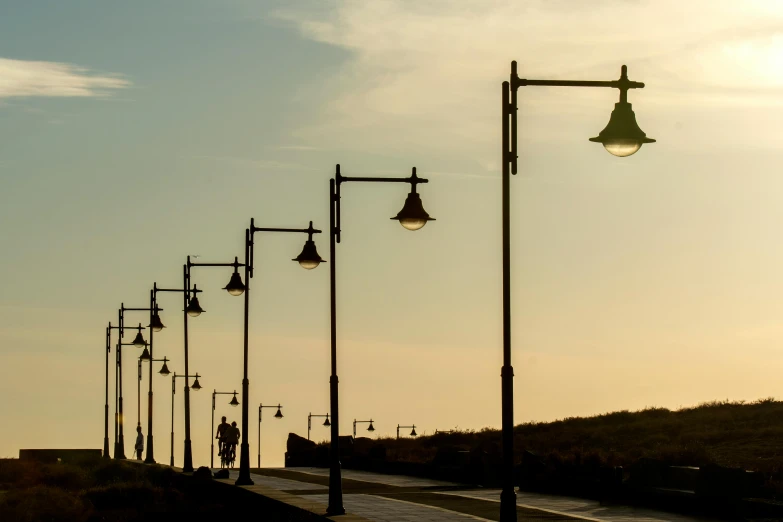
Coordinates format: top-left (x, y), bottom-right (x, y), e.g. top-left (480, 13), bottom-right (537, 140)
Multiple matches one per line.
top-left (216, 416), bottom-right (230, 459)
top-left (135, 426), bottom-right (144, 460)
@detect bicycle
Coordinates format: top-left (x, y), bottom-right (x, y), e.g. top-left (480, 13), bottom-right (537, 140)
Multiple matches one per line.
top-left (221, 442), bottom-right (236, 468)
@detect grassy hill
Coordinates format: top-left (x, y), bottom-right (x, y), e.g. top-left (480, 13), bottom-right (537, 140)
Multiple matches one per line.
top-left (339, 398), bottom-right (783, 497)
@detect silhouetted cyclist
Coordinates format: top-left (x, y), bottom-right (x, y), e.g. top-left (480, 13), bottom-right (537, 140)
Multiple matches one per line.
top-left (215, 416), bottom-right (230, 460)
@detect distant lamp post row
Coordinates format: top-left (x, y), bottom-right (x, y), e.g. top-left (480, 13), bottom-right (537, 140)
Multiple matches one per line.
top-left (497, 61), bottom-right (654, 522)
top-left (308, 413), bottom-right (330, 441)
top-left (211, 390), bottom-right (239, 469)
top-left (352, 419), bottom-right (375, 438)
top-left (396, 424), bottom-right (417, 439)
top-left (258, 403), bottom-right (284, 467)
top-left (170, 372), bottom-right (201, 467)
top-left (326, 165), bottom-right (435, 515)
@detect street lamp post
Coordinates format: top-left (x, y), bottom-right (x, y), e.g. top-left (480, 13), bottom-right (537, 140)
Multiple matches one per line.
top-left (151, 281), bottom-right (201, 468)
top-left (308, 413), bottom-right (330, 441)
top-left (186, 256), bottom-right (245, 472)
top-left (170, 372), bottom-right (202, 467)
top-left (396, 424), bottom-right (417, 439)
top-left (258, 403), bottom-right (284, 468)
top-left (211, 390), bottom-right (239, 469)
top-left (352, 419), bottom-right (375, 438)
top-left (234, 220), bottom-right (324, 486)
top-left (104, 322), bottom-right (131, 459)
top-left (498, 61), bottom-right (654, 521)
top-left (119, 303), bottom-right (157, 460)
top-left (326, 164), bottom-right (435, 515)
top-left (114, 308), bottom-right (147, 460)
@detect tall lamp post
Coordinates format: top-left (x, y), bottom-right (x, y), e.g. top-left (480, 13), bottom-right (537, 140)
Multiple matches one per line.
top-left (150, 281), bottom-right (201, 468)
top-left (119, 302), bottom-right (158, 459)
top-left (326, 165), bottom-right (435, 514)
top-left (396, 424), bottom-right (417, 439)
top-left (170, 372), bottom-right (202, 466)
top-left (498, 61), bottom-right (655, 521)
top-left (308, 413), bottom-right (330, 441)
top-left (234, 219), bottom-right (324, 486)
top-left (114, 310), bottom-right (147, 460)
top-left (353, 419), bottom-right (375, 438)
top-left (104, 322), bottom-right (133, 459)
top-left (211, 390), bottom-right (239, 468)
top-left (186, 255), bottom-right (245, 472)
top-left (258, 403), bottom-right (284, 467)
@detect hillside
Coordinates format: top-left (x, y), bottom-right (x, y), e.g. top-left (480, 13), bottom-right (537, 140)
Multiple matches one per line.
top-left (326, 398), bottom-right (783, 497)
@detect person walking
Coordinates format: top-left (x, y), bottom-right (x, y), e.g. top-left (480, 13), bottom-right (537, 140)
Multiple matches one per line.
top-left (135, 426), bottom-right (144, 460)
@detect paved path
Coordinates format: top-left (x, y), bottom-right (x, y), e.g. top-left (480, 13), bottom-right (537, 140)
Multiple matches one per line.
top-left (211, 467), bottom-right (719, 521)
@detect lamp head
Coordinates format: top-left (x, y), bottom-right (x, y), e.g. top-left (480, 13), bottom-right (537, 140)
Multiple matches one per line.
top-left (274, 406), bottom-right (283, 419)
top-left (229, 393), bottom-right (239, 406)
top-left (391, 191), bottom-right (435, 231)
top-left (191, 376), bottom-right (201, 390)
top-left (589, 101), bottom-right (655, 157)
top-left (186, 296), bottom-right (204, 317)
top-left (139, 346), bottom-right (151, 360)
top-left (410, 426), bottom-right (417, 437)
top-left (323, 414), bottom-right (331, 427)
top-left (158, 359), bottom-right (171, 376)
top-left (367, 421), bottom-right (375, 432)
top-left (131, 325), bottom-right (146, 348)
top-left (223, 271), bottom-right (246, 296)
top-left (292, 239), bottom-right (325, 270)
top-left (149, 313), bottom-right (165, 332)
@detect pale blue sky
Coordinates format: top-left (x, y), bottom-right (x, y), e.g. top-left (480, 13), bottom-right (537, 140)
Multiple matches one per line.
top-left (2, 1), bottom-right (783, 467)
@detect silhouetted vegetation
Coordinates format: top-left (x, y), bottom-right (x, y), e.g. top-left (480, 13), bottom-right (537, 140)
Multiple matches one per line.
top-left (319, 398), bottom-right (783, 498)
top-left (0, 458), bottom-right (320, 521)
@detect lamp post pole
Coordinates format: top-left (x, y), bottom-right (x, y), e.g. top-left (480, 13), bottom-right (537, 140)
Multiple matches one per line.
top-left (211, 390), bottom-right (240, 469)
top-left (104, 323), bottom-right (127, 459)
top-left (352, 419), bottom-right (375, 438)
top-left (169, 372), bottom-right (202, 467)
top-left (121, 302), bottom-right (160, 464)
top-left (103, 323), bottom-right (129, 459)
top-left (152, 281), bottom-right (201, 469)
top-left (258, 404), bottom-right (284, 468)
top-left (396, 424), bottom-right (417, 439)
top-left (137, 355), bottom-right (143, 430)
top-left (327, 165), bottom-right (435, 515)
top-left (499, 61), bottom-right (654, 521)
top-left (186, 256), bottom-right (246, 472)
top-left (114, 307), bottom-right (147, 460)
top-left (234, 220), bottom-right (324, 486)
top-left (308, 413), bottom-right (330, 441)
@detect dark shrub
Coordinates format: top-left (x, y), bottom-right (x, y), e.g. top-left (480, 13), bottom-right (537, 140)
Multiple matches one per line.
top-left (0, 485), bottom-right (92, 522)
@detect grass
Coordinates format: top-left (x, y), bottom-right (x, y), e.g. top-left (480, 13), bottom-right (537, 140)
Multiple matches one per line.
top-left (0, 458), bottom-right (320, 521)
top-left (326, 398), bottom-right (783, 498)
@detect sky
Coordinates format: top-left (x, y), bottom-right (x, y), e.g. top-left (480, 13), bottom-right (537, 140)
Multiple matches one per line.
top-left (1, 0), bottom-right (783, 468)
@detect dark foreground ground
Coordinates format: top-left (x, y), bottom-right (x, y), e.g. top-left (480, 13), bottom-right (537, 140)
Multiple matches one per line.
top-left (0, 458), bottom-right (321, 522)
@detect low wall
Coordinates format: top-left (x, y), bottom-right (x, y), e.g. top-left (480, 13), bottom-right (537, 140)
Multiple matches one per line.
top-left (19, 449), bottom-right (102, 463)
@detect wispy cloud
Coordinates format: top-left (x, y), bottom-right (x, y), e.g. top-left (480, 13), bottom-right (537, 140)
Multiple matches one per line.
top-left (272, 0), bottom-right (783, 156)
top-left (0, 58), bottom-right (130, 98)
